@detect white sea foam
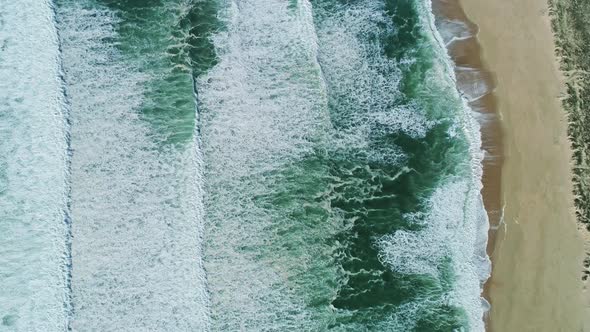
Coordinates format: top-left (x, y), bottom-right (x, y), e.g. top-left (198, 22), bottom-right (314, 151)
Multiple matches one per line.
top-left (428, 3), bottom-right (491, 329)
top-left (378, 179), bottom-right (490, 329)
top-left (313, 1), bottom-right (438, 174)
top-left (0, 1), bottom-right (70, 330)
top-left (313, 0), bottom-right (490, 329)
top-left (383, 0), bottom-right (491, 330)
top-left (306, 1), bottom-right (490, 329)
top-left (34, 0), bottom-right (490, 331)
top-left (56, 2), bottom-right (209, 330)
top-left (199, 0), bottom-right (341, 329)
top-left (315, 1), bottom-right (436, 142)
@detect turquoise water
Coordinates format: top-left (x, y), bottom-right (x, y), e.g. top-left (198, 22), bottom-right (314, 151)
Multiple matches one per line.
top-left (1, 0), bottom-right (488, 330)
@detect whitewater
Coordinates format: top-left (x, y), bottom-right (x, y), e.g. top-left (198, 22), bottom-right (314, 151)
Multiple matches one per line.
top-left (0, 1), bottom-right (71, 330)
top-left (0, 0), bottom-right (490, 330)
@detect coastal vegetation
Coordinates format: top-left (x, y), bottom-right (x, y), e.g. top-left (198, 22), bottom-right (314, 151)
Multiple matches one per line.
top-left (549, 0), bottom-right (590, 229)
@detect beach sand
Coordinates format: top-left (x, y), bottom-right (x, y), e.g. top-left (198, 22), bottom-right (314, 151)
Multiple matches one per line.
top-left (455, 0), bottom-right (590, 330)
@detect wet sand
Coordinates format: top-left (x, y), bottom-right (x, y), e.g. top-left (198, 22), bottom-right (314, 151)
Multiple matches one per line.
top-left (432, 0), bottom-right (503, 328)
top-left (432, 0), bottom-right (503, 258)
top-left (454, 0), bottom-right (590, 330)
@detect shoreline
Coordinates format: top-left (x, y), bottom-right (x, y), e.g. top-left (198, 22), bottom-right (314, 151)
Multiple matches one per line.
top-left (431, 0), bottom-right (503, 328)
top-left (455, 0), bottom-right (589, 330)
top-left (432, 0), bottom-right (504, 251)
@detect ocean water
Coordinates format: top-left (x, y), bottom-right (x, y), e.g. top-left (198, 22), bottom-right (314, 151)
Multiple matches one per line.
top-left (200, 0), bottom-right (489, 330)
top-left (1, 0), bottom-right (489, 331)
top-left (54, 0), bottom-right (210, 330)
top-left (0, 1), bottom-right (71, 330)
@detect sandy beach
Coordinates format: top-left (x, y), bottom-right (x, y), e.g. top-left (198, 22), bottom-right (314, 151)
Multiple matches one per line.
top-left (454, 0), bottom-right (590, 330)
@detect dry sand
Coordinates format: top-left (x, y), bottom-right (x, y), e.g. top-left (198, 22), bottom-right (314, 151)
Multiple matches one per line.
top-left (456, 0), bottom-right (590, 330)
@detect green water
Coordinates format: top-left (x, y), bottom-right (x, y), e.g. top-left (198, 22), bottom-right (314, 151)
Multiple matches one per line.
top-left (198, 0), bottom-right (485, 330)
top-left (53, 0), bottom-right (214, 329)
top-left (22, 0), bottom-right (489, 330)
top-left (311, 0), bottom-right (474, 329)
top-left (94, 0), bottom-right (219, 145)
